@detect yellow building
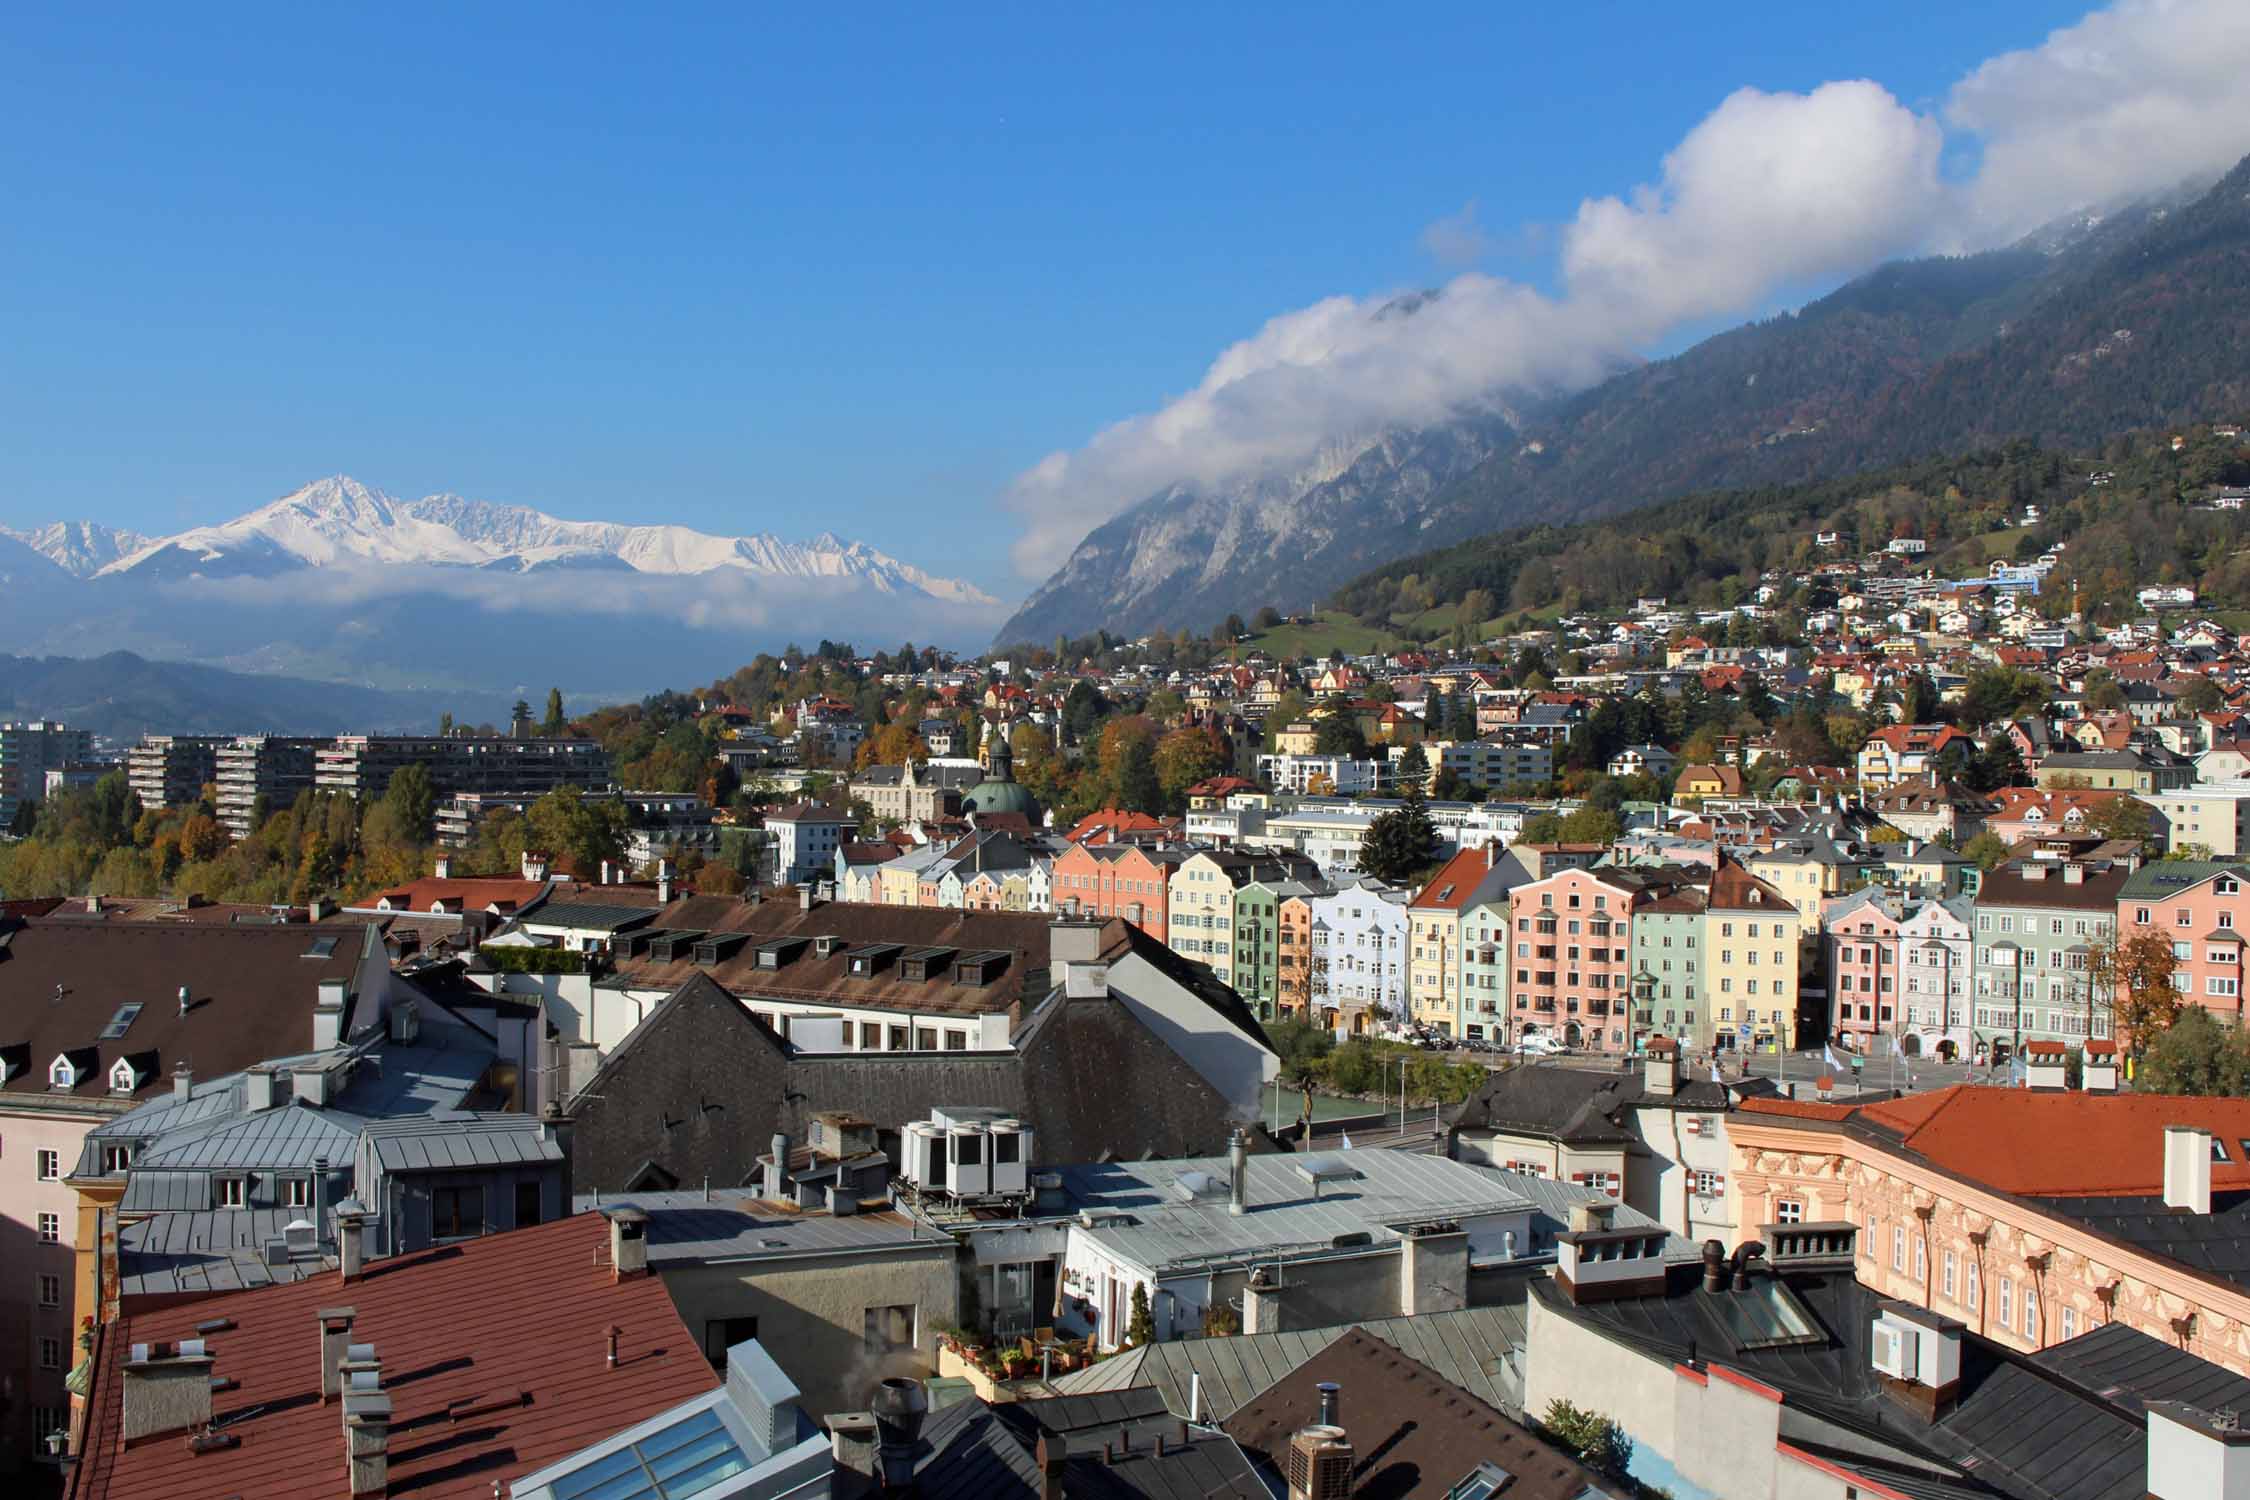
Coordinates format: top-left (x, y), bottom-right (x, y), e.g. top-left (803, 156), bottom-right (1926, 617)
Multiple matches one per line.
top-left (1168, 850), bottom-right (1242, 988)
top-left (1704, 858), bottom-right (1800, 1051)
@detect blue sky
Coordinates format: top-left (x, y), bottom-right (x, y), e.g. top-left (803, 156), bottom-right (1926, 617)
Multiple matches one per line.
top-left (0, 4), bottom-right (2167, 596)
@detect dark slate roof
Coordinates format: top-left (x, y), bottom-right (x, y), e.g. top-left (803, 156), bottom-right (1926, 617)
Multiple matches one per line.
top-left (1448, 1061), bottom-right (1767, 1143)
top-left (1220, 1327), bottom-right (1603, 1500)
top-left (1533, 1265), bottom-right (2152, 1500)
top-left (2028, 1319), bottom-right (2250, 1418)
top-left (520, 900), bottom-right (661, 933)
top-left (566, 973), bottom-right (1258, 1195)
top-left (2024, 1189), bottom-right (2250, 1294)
top-left (912, 1387), bottom-right (1264, 1499)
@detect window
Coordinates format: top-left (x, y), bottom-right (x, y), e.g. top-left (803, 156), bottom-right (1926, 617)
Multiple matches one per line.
top-left (1997, 1276), bottom-right (2014, 1331)
top-left (516, 1180), bottom-right (543, 1228)
top-left (2061, 1305), bottom-right (2077, 1341)
top-left (37, 1213), bottom-right (60, 1244)
top-left (431, 1185), bottom-right (484, 1239)
top-left (37, 1273), bottom-right (61, 1308)
top-left (1692, 1169), bottom-right (1724, 1197)
top-left (864, 1303), bottom-right (916, 1353)
top-left (1774, 1197), bottom-right (1805, 1224)
top-left (36, 1149), bottom-right (60, 1182)
top-left (1893, 1225), bottom-right (1907, 1273)
top-left (1966, 1262), bottom-right (1980, 1312)
top-left (217, 1178), bottom-right (246, 1209)
top-left (2024, 1293), bottom-right (2040, 1345)
top-left (38, 1337), bottom-right (61, 1370)
top-left (1942, 1249), bottom-right (1957, 1299)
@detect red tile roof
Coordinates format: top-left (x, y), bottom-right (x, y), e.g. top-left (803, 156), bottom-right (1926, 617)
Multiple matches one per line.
top-left (67, 1214), bottom-right (715, 1500)
top-left (1411, 845), bottom-right (1496, 911)
top-left (365, 876), bottom-right (546, 913)
top-left (1741, 1084), bottom-right (2250, 1197)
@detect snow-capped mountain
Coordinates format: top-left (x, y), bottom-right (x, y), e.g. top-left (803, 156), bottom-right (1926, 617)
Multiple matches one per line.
top-left (2, 519), bottom-right (152, 577)
top-left (86, 476), bottom-right (997, 604)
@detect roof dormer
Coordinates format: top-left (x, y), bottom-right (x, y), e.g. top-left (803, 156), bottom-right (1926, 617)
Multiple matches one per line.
top-left (49, 1047), bottom-right (98, 1092)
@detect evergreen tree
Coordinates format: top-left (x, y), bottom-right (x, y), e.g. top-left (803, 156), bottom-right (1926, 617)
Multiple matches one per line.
top-left (542, 688), bottom-right (567, 736)
top-left (1359, 783), bottom-right (1438, 884)
top-left (1312, 697), bottom-right (1367, 757)
top-left (1111, 737), bottom-right (1163, 815)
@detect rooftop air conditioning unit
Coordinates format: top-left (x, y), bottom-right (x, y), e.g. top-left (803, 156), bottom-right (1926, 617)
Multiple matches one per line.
top-left (1872, 1320), bottom-right (1916, 1380)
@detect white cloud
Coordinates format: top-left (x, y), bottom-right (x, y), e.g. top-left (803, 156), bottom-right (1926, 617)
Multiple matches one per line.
top-left (1420, 200), bottom-right (1494, 266)
top-left (1003, 0), bottom-right (2250, 583)
top-left (1949, 0), bottom-right (2250, 242)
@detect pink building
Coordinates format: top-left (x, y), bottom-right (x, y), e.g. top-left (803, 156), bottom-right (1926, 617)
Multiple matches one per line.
top-left (2116, 861), bottom-right (2250, 1026)
top-left (1823, 890), bottom-right (1902, 1052)
top-left (1508, 867), bottom-right (1640, 1053)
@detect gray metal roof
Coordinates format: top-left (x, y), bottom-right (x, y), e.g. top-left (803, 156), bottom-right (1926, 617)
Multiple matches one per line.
top-left (115, 1208), bottom-right (331, 1298)
top-left (360, 1113), bottom-right (563, 1171)
top-left (1047, 1302), bottom-right (1531, 1419)
top-left (1052, 1148), bottom-right (1536, 1275)
top-left (1460, 1164), bottom-right (1706, 1265)
top-left (520, 900), bottom-right (661, 932)
top-left (567, 1190), bottom-right (945, 1261)
top-left (137, 1100), bottom-right (366, 1171)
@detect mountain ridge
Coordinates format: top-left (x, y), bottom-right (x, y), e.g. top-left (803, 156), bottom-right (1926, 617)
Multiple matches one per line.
top-left (997, 163), bottom-right (2245, 647)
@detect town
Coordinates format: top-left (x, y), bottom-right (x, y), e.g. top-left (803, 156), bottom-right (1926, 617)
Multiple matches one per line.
top-left (8, 431), bottom-right (2250, 1500)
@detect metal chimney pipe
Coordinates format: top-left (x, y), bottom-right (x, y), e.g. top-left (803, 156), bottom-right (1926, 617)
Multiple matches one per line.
top-left (1228, 1128), bottom-right (1249, 1217)
top-left (1316, 1381), bottom-right (1340, 1429)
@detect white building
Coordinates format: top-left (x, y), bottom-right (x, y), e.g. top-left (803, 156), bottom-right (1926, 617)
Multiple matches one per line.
top-left (1304, 878), bottom-right (1412, 1028)
top-left (765, 804), bottom-right (860, 886)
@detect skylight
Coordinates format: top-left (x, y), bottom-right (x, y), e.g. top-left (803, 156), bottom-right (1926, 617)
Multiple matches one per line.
top-left (303, 936), bottom-right (340, 959)
top-left (548, 1408), bottom-right (749, 1500)
top-left (98, 1004), bottom-right (143, 1041)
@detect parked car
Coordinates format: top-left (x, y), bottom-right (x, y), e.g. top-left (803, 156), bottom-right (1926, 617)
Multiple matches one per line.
top-left (1515, 1033), bottom-right (1563, 1056)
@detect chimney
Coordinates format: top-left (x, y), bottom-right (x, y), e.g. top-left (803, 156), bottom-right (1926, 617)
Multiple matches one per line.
top-left (1285, 1422), bottom-right (1353, 1500)
top-left (521, 850), bottom-right (550, 883)
top-left (172, 1060), bottom-right (193, 1103)
top-left (2147, 1402), bottom-right (2250, 1500)
top-left (606, 1205), bottom-right (651, 1280)
top-left (1644, 1038), bottom-right (1679, 1098)
top-left (388, 997), bottom-right (420, 1046)
top-left (307, 896), bottom-right (329, 922)
top-left (1050, 917), bottom-right (1107, 966)
top-left (244, 1067), bottom-right (281, 1111)
top-left (764, 1132), bottom-right (792, 1201)
top-left (657, 862), bottom-right (673, 904)
top-left (1229, 1128), bottom-right (1250, 1217)
top-left (120, 1339), bottom-right (215, 1442)
top-left (870, 1378), bottom-right (929, 1492)
top-left (2166, 1125), bottom-right (2214, 1214)
top-left (177, 985), bottom-right (191, 1018)
top-left (1316, 1381), bottom-right (1340, 1429)
top-left (87, 893), bottom-right (102, 915)
top-left (828, 1412), bottom-right (880, 1479)
top-left (335, 1198), bottom-right (368, 1282)
top-left (339, 1347), bottom-right (388, 1497)
top-left (600, 860), bottom-right (613, 886)
top-left (432, 854), bottom-right (451, 880)
top-left (799, 884), bottom-right (815, 911)
top-left (316, 1307), bottom-right (357, 1402)
top-left (1036, 1430), bottom-right (1068, 1500)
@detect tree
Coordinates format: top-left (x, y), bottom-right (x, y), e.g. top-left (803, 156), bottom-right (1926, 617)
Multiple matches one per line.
top-left (374, 764), bottom-right (437, 846)
top-left (1154, 726), bottom-right (1231, 811)
top-left (1312, 698), bottom-right (1367, 757)
top-left (1557, 805), bottom-right (1623, 845)
top-left (2090, 926), bottom-right (2182, 1057)
top-left (1252, 605), bottom-right (1283, 631)
top-left (2180, 676), bottom-right (2226, 715)
top-left (2136, 1006), bottom-right (2250, 1096)
top-left (1541, 1399), bottom-right (1633, 1481)
top-left (1518, 811), bottom-right (1563, 844)
top-left (2082, 669), bottom-right (2126, 712)
top-left (853, 722), bottom-right (931, 771)
top-left (1961, 831), bottom-right (2010, 871)
top-left (1359, 785), bottom-right (1438, 884)
top-left (1061, 679), bottom-right (1106, 744)
top-left (1126, 1283), bottom-right (1155, 1346)
top-left (1109, 736), bottom-right (1163, 816)
top-left (1397, 741), bottom-right (1431, 795)
top-left (2089, 796), bottom-right (2154, 844)
top-left (542, 688), bottom-right (567, 736)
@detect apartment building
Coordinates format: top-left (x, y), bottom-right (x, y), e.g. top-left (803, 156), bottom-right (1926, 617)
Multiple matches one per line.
top-left (1629, 882), bottom-right (1709, 1053)
top-left (2146, 782), bottom-right (2250, 856)
top-left (212, 733), bottom-right (328, 835)
top-left (1232, 873), bottom-right (1323, 1019)
top-left (1704, 857), bottom-right (1802, 1053)
top-left (1053, 840), bottom-right (1182, 941)
top-left (313, 733), bottom-right (612, 801)
top-left (1973, 856), bottom-right (2128, 1062)
top-left (123, 734), bottom-right (229, 811)
top-left (764, 803), bottom-right (861, 887)
top-left (2117, 860), bottom-right (2250, 1027)
top-left (0, 720), bottom-right (93, 827)
top-left (1302, 878), bottom-right (1411, 1033)
top-left (1409, 845), bottom-right (1510, 1039)
top-left (1164, 849), bottom-right (1319, 998)
top-left (1505, 865), bottom-right (1643, 1053)
top-left (1896, 893), bottom-right (1976, 1061)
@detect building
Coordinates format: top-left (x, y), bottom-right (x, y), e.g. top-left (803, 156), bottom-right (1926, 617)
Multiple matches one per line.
top-left (2146, 782), bottom-right (2250, 856)
top-left (880, 1385), bottom-right (1264, 1498)
top-left (61, 1213), bottom-right (733, 1500)
top-left (1973, 855), bottom-right (2128, 1062)
top-left (313, 733), bottom-right (612, 801)
top-left (559, 924), bottom-right (1276, 1197)
top-left (1053, 840), bottom-right (1181, 942)
top-left (1728, 1084), bottom-right (2250, 1380)
top-left (124, 733), bottom-right (229, 811)
top-left (2036, 747), bottom-right (2194, 795)
top-left (848, 756), bottom-right (984, 824)
top-left (212, 734), bottom-right (328, 836)
top-left (1702, 857), bottom-right (1802, 1053)
top-left (1410, 845), bottom-right (1514, 1039)
top-left (1302, 878), bottom-right (1411, 1034)
top-left (1449, 1046), bottom-right (1771, 1244)
top-left (765, 804), bottom-right (861, 886)
top-left (1525, 1195), bottom-right (2250, 1500)
top-left (1895, 892), bottom-right (1976, 1061)
top-left (1607, 744), bottom-right (1676, 780)
top-left (2117, 860), bottom-right (2250, 1027)
top-left (1230, 872), bottom-right (1325, 1019)
top-left (1504, 865), bottom-right (1647, 1053)
top-left (1628, 881), bottom-right (1708, 1052)
top-left (1856, 723), bottom-right (1973, 788)
top-left (0, 720), bottom-right (93, 827)
top-left (0, 913), bottom-right (392, 1471)
top-left (1165, 849), bottom-right (1319, 994)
